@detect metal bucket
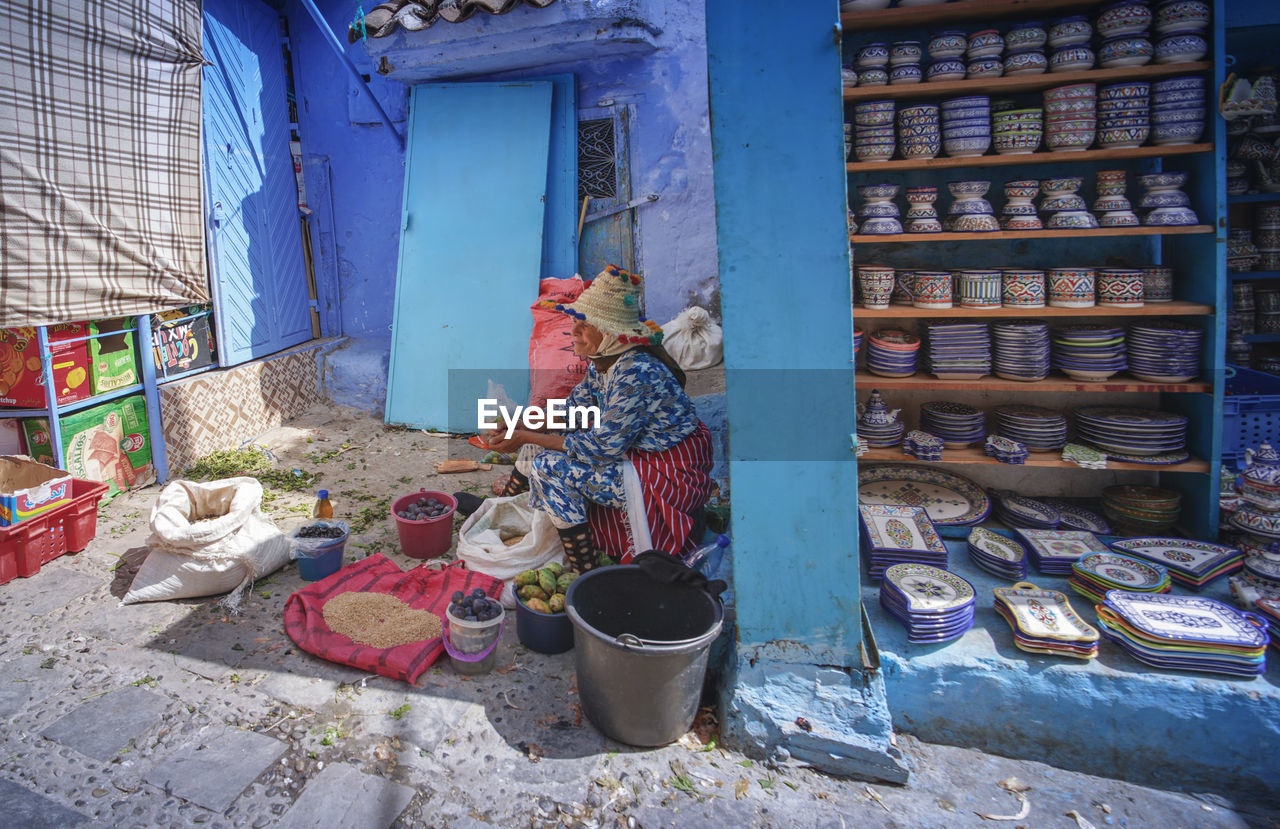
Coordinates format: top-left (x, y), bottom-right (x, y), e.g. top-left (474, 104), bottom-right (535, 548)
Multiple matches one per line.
top-left (565, 566), bottom-right (723, 747)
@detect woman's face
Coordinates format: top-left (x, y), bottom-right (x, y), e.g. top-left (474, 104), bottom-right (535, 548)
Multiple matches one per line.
top-left (571, 319), bottom-right (605, 357)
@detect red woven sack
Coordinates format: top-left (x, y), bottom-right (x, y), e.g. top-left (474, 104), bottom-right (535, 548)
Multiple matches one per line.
top-left (528, 276), bottom-right (588, 410)
top-left (283, 554), bottom-right (502, 684)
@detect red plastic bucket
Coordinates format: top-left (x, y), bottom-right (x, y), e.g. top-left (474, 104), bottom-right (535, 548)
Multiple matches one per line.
top-left (391, 490), bottom-right (457, 559)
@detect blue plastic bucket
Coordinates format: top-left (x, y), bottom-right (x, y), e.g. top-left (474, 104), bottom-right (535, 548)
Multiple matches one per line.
top-left (291, 521), bottom-right (349, 581)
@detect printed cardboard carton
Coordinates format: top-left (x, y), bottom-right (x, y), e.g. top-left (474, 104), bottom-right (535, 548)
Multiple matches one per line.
top-left (151, 306), bottom-right (217, 378)
top-left (88, 318), bottom-right (140, 395)
top-left (0, 455), bottom-right (72, 527)
top-left (0, 323), bottom-right (93, 408)
top-left (20, 395), bottom-right (155, 500)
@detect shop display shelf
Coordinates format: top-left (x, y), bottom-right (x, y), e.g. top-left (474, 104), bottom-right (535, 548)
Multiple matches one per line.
top-left (842, 0), bottom-right (1110, 30)
top-left (847, 144), bottom-right (1212, 174)
top-left (1230, 271), bottom-right (1280, 282)
top-left (853, 300), bottom-right (1212, 318)
top-left (853, 370), bottom-right (1211, 394)
top-left (850, 226), bottom-right (1213, 243)
top-left (858, 446), bottom-right (1210, 473)
top-left (1228, 193), bottom-right (1280, 204)
top-left (843, 62), bottom-right (1212, 103)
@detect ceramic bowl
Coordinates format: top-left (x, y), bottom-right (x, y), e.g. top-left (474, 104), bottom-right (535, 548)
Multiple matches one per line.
top-left (1044, 82), bottom-right (1098, 100)
top-left (856, 143), bottom-right (896, 162)
top-left (902, 139), bottom-right (941, 159)
top-left (891, 65), bottom-right (924, 84)
top-left (890, 41), bottom-right (923, 66)
top-left (967, 59), bottom-right (1004, 78)
top-left (1041, 177), bottom-right (1083, 196)
top-left (944, 136), bottom-right (992, 157)
top-left (927, 60), bottom-right (966, 81)
top-left (854, 104), bottom-right (896, 126)
top-left (1255, 228), bottom-right (1280, 249)
top-left (1140, 171), bottom-right (1188, 190)
top-left (1002, 202), bottom-right (1039, 216)
top-left (1044, 97), bottom-right (1097, 116)
top-left (1003, 51), bottom-right (1048, 74)
top-left (1002, 214), bottom-right (1044, 231)
top-left (1005, 23), bottom-right (1047, 53)
top-left (945, 125), bottom-right (994, 141)
top-left (859, 68), bottom-right (890, 86)
top-left (994, 133), bottom-right (1042, 154)
top-left (1154, 0), bottom-right (1211, 35)
top-left (952, 214), bottom-right (1001, 232)
top-left (1155, 33), bottom-right (1207, 63)
top-left (899, 124), bottom-right (942, 141)
top-left (968, 30), bottom-right (1005, 60)
top-left (1140, 189), bottom-right (1190, 209)
top-left (1097, 1), bottom-right (1154, 38)
top-left (1152, 121), bottom-right (1203, 144)
top-left (948, 180), bottom-right (991, 198)
top-left (1099, 126), bottom-right (1150, 147)
top-left (1098, 113), bottom-right (1150, 128)
top-left (1099, 211), bottom-right (1140, 227)
top-left (1152, 104), bottom-right (1204, 121)
top-left (899, 104), bottom-right (939, 121)
top-left (1101, 81), bottom-right (1152, 99)
top-left (993, 107), bottom-right (1044, 123)
top-left (905, 186), bottom-right (938, 204)
top-left (858, 182), bottom-right (900, 201)
top-left (943, 108), bottom-right (993, 124)
top-left (856, 43), bottom-right (891, 68)
top-left (861, 202), bottom-right (902, 218)
top-left (1050, 46), bottom-right (1095, 72)
top-left (941, 95), bottom-right (991, 109)
top-left (1100, 36), bottom-right (1154, 68)
top-left (860, 217), bottom-right (904, 234)
top-left (1046, 211), bottom-right (1099, 229)
top-left (1005, 180), bottom-right (1041, 198)
top-left (1094, 195), bottom-right (1132, 212)
top-left (1048, 16), bottom-right (1092, 48)
top-left (1041, 195), bottom-right (1088, 213)
top-left (1153, 76), bottom-right (1205, 94)
top-left (1046, 130), bottom-right (1095, 151)
top-left (929, 31), bottom-right (968, 60)
top-left (907, 218), bottom-right (944, 233)
top-left (949, 198), bottom-right (996, 216)
top-left (1144, 206), bottom-right (1198, 226)
top-left (1152, 90), bottom-right (1202, 108)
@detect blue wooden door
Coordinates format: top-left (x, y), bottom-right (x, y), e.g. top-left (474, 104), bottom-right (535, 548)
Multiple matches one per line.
top-left (386, 82), bottom-right (554, 430)
top-left (202, 0), bottom-right (311, 366)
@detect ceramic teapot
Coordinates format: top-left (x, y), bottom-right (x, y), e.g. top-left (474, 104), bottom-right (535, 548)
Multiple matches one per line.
top-left (857, 389), bottom-right (902, 427)
top-left (1239, 443), bottom-right (1280, 512)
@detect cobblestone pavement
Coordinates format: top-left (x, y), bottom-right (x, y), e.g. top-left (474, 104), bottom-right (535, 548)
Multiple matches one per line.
top-left (1, 404), bottom-right (1277, 828)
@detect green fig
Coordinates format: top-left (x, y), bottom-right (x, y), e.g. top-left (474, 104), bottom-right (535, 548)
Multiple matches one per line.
top-left (549, 593), bottom-right (565, 613)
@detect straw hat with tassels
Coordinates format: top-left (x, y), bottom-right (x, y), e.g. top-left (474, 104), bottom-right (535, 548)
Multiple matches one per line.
top-left (540, 265), bottom-right (664, 346)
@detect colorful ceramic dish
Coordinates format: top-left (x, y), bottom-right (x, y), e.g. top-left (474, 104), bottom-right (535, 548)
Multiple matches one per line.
top-left (857, 463), bottom-right (991, 525)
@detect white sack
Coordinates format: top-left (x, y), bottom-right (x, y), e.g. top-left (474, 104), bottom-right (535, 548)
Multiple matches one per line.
top-left (661, 306), bottom-right (723, 371)
top-left (123, 477), bottom-right (291, 607)
top-left (456, 492), bottom-right (563, 609)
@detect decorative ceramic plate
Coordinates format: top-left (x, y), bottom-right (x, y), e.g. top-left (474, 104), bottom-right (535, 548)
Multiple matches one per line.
top-left (883, 563), bottom-right (976, 612)
top-left (1039, 499), bottom-right (1111, 533)
top-left (859, 504), bottom-right (946, 554)
top-left (1016, 529), bottom-right (1110, 561)
top-left (993, 582), bottom-right (1100, 642)
top-left (968, 527), bottom-right (1028, 563)
top-left (1102, 591), bottom-right (1268, 648)
top-left (1102, 449), bottom-right (1191, 465)
top-left (1073, 553), bottom-right (1168, 590)
top-left (992, 491), bottom-right (1062, 526)
top-left (858, 463), bottom-right (991, 525)
top-left (1108, 537), bottom-right (1242, 575)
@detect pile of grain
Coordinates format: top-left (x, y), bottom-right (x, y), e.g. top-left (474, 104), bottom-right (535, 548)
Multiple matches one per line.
top-left (322, 592), bottom-right (442, 648)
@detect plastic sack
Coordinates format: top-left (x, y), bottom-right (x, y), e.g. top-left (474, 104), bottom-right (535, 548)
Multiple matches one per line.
top-left (290, 519), bottom-right (350, 560)
top-left (123, 477), bottom-right (291, 608)
top-left (456, 491), bottom-right (564, 609)
top-left (528, 275), bottom-right (588, 409)
top-left (661, 306), bottom-right (723, 371)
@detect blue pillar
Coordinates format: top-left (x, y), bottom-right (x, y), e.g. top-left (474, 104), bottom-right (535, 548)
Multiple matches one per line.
top-left (706, 0), bottom-right (907, 781)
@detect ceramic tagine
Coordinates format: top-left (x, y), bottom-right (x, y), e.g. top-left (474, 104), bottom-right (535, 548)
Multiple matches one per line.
top-left (857, 389), bottom-right (905, 448)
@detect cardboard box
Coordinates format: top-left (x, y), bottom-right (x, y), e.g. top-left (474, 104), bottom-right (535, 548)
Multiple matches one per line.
top-left (0, 323), bottom-right (93, 409)
top-left (151, 306), bottom-right (217, 378)
top-left (0, 455), bottom-right (72, 527)
top-left (20, 395), bottom-right (155, 500)
top-left (89, 318), bottom-right (139, 395)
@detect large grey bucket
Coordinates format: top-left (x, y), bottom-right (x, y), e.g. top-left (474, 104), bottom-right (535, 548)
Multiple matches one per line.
top-left (565, 565), bottom-right (724, 747)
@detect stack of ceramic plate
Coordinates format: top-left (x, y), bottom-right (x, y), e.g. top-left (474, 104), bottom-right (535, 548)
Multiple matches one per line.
top-left (867, 328), bottom-right (921, 378)
top-left (859, 504), bottom-right (948, 580)
top-left (1255, 598), bottom-right (1280, 649)
top-left (1038, 498), bottom-right (1111, 533)
top-left (992, 320), bottom-right (1050, 381)
top-left (1102, 484), bottom-right (1181, 533)
top-left (1108, 536), bottom-right (1244, 590)
top-left (919, 401), bottom-right (985, 448)
top-left (1051, 325), bottom-right (1126, 382)
top-left (1069, 552), bottom-right (1171, 604)
top-left (880, 563), bottom-right (976, 644)
top-left (1015, 528), bottom-right (1110, 574)
top-left (1126, 321), bottom-right (1203, 383)
top-left (993, 582), bottom-right (1100, 659)
top-left (993, 404), bottom-right (1068, 452)
top-left (1074, 406), bottom-right (1188, 458)
top-left (992, 489), bottom-right (1062, 529)
top-left (924, 321), bottom-right (991, 380)
top-left (967, 527), bottom-right (1029, 579)
top-left (1096, 591), bottom-right (1268, 677)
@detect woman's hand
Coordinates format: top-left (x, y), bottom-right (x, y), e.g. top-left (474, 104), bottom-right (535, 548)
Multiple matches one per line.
top-left (486, 428), bottom-right (525, 454)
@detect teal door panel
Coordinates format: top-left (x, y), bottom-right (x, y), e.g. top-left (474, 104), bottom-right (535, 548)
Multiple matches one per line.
top-left (386, 82), bottom-right (554, 430)
top-left (539, 75), bottom-right (578, 280)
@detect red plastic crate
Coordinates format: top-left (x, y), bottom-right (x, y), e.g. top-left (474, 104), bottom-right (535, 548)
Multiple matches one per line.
top-left (0, 478), bottom-right (109, 586)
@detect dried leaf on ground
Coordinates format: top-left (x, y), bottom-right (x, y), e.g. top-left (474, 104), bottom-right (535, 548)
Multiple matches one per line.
top-left (1065, 810), bottom-right (1098, 829)
top-left (999, 777), bottom-right (1031, 794)
top-left (977, 794), bottom-right (1031, 821)
top-left (734, 778), bottom-right (750, 799)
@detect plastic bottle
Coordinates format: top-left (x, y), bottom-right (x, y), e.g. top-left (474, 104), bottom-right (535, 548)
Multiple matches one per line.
top-left (683, 534), bottom-right (730, 576)
top-left (313, 489), bottom-right (333, 519)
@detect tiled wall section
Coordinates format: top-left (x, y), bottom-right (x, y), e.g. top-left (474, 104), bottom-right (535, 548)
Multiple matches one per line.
top-left (159, 346), bottom-right (323, 474)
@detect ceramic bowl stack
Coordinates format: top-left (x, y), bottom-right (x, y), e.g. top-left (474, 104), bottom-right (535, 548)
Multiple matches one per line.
top-left (920, 401), bottom-right (985, 448)
top-left (1096, 0), bottom-right (1154, 70)
top-left (1043, 83), bottom-right (1096, 152)
top-left (904, 186), bottom-right (941, 233)
top-left (854, 325), bottom-right (865, 359)
top-left (924, 320), bottom-right (991, 380)
top-left (856, 42), bottom-right (890, 88)
top-left (1126, 320), bottom-right (1203, 382)
top-left (992, 107), bottom-right (1043, 154)
top-left (992, 320), bottom-right (1050, 381)
top-left (880, 563), bottom-right (976, 644)
top-left (1015, 528), bottom-right (1111, 575)
top-left (858, 182), bottom-right (903, 234)
top-left (994, 404), bottom-right (1068, 452)
top-left (859, 504), bottom-right (948, 580)
top-left (1153, 2), bottom-right (1209, 66)
top-left (993, 582), bottom-right (1100, 659)
top-left (854, 100), bottom-right (897, 162)
top-left (967, 527), bottom-right (1029, 580)
top-left (889, 40), bottom-right (924, 86)
top-left (941, 96), bottom-right (992, 158)
top-left (1075, 406), bottom-right (1189, 460)
top-left (1255, 205), bottom-right (1280, 272)
top-left (1051, 324), bottom-right (1126, 381)
top-left (927, 31), bottom-right (967, 83)
top-left (1096, 591), bottom-right (1267, 677)
top-left (1094, 169), bottom-right (1139, 226)
top-left (1097, 82), bottom-right (1151, 149)
top-left (1103, 485), bottom-right (1183, 534)
top-left (1003, 20), bottom-right (1048, 76)
top-left (867, 328), bottom-right (921, 378)
top-left (1151, 76), bottom-right (1206, 145)
top-left (1143, 265), bottom-right (1174, 302)
top-left (1139, 171), bottom-right (1197, 226)
top-left (1107, 537), bottom-right (1239, 590)
top-left (1039, 177), bottom-right (1097, 229)
top-left (1047, 15), bottom-right (1094, 74)
top-left (966, 29), bottom-right (1004, 80)
top-left (1001, 180), bottom-right (1042, 231)
top-left (1069, 552), bottom-right (1171, 604)
top-left (897, 104), bottom-right (941, 160)
top-left (945, 179), bottom-right (999, 232)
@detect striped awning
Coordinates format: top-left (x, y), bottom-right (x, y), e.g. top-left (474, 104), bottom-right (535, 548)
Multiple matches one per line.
top-left (349, 0), bottom-right (558, 40)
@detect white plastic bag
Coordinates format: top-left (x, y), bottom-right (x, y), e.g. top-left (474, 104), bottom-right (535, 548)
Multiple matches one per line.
top-left (661, 306), bottom-right (723, 371)
top-left (123, 477), bottom-right (291, 607)
top-left (456, 492), bottom-right (564, 609)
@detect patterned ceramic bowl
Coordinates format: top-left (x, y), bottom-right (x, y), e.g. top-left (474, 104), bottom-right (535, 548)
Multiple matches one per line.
top-left (1153, 75), bottom-right (1205, 93)
top-left (1155, 0), bottom-right (1211, 35)
top-left (899, 103), bottom-right (939, 121)
top-left (859, 68), bottom-right (890, 86)
top-left (1005, 180), bottom-right (1041, 198)
top-left (1045, 82), bottom-right (1098, 100)
top-left (1099, 126), bottom-right (1150, 147)
top-left (1142, 266), bottom-right (1174, 301)
top-left (927, 60), bottom-right (966, 81)
top-left (1094, 196), bottom-right (1133, 212)
top-left (905, 186), bottom-right (939, 203)
top-left (1004, 51), bottom-right (1049, 74)
top-left (994, 133), bottom-right (1042, 154)
top-left (1046, 130), bottom-right (1095, 151)
top-left (993, 107), bottom-right (1044, 123)
top-left (1005, 23), bottom-right (1047, 53)
top-left (1155, 33), bottom-right (1207, 63)
top-left (1101, 81), bottom-right (1152, 99)
top-left (1100, 36), bottom-right (1154, 68)
top-left (944, 136), bottom-right (992, 157)
top-left (941, 95), bottom-right (992, 109)
top-left (952, 214), bottom-right (1001, 232)
top-left (1140, 171), bottom-right (1188, 190)
top-left (901, 139), bottom-right (941, 159)
top-left (1099, 211), bottom-right (1140, 227)
top-left (929, 31), bottom-right (968, 60)
top-left (1258, 206), bottom-right (1280, 226)
top-left (860, 217), bottom-right (904, 233)
top-left (1050, 46), bottom-right (1096, 71)
top-left (861, 202), bottom-right (902, 218)
top-left (1041, 195), bottom-right (1089, 213)
top-left (1002, 202), bottom-right (1039, 216)
top-left (1001, 214), bottom-right (1044, 231)
top-left (1144, 206), bottom-right (1199, 226)
top-left (1152, 106), bottom-right (1204, 123)
top-left (967, 58), bottom-right (1004, 78)
top-left (858, 183), bottom-right (900, 202)
top-left (945, 124), bottom-right (994, 140)
top-left (891, 65), bottom-right (924, 84)
top-left (1041, 177), bottom-right (1083, 195)
top-left (1097, 1), bottom-right (1154, 38)
top-left (1152, 121), bottom-right (1204, 144)
top-left (1044, 97), bottom-right (1097, 116)
top-left (968, 30), bottom-right (1005, 59)
top-left (1048, 16), bottom-right (1092, 48)
top-left (948, 180), bottom-right (992, 197)
top-left (856, 142), bottom-right (896, 162)
top-left (949, 197), bottom-right (996, 215)
top-left (890, 41), bottom-right (924, 65)
top-left (856, 43), bottom-right (891, 68)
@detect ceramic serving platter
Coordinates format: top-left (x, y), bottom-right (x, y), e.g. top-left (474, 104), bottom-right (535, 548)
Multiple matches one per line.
top-left (858, 463), bottom-right (991, 525)
top-left (1103, 591), bottom-right (1268, 648)
top-left (883, 563), bottom-right (976, 613)
top-left (1016, 528), bottom-right (1111, 562)
top-left (993, 582), bottom-right (1100, 643)
top-left (1108, 537), bottom-right (1242, 576)
top-left (968, 527), bottom-right (1028, 564)
top-left (1040, 499), bottom-right (1111, 533)
top-left (1073, 552), bottom-right (1168, 590)
top-left (859, 504), bottom-right (947, 554)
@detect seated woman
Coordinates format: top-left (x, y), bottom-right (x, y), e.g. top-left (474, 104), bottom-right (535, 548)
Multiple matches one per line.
top-left (487, 266), bottom-right (713, 573)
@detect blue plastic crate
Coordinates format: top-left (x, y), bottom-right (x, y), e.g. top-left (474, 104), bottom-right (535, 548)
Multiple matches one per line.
top-left (1224, 367), bottom-right (1280, 471)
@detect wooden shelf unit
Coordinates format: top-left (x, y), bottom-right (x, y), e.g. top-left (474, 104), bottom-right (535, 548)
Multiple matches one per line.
top-left (841, 0), bottom-right (1111, 30)
top-left (1229, 193), bottom-right (1280, 204)
top-left (859, 446), bottom-right (1210, 472)
top-left (852, 300), bottom-right (1212, 318)
top-left (853, 370), bottom-right (1210, 394)
top-left (847, 143), bottom-right (1212, 173)
top-left (850, 226), bottom-right (1213, 243)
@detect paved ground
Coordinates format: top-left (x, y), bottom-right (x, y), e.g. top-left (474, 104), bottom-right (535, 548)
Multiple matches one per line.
top-left (2, 403), bottom-right (1278, 828)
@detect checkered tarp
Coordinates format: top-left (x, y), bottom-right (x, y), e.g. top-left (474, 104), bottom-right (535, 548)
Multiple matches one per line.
top-left (0, 0), bottom-right (207, 328)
